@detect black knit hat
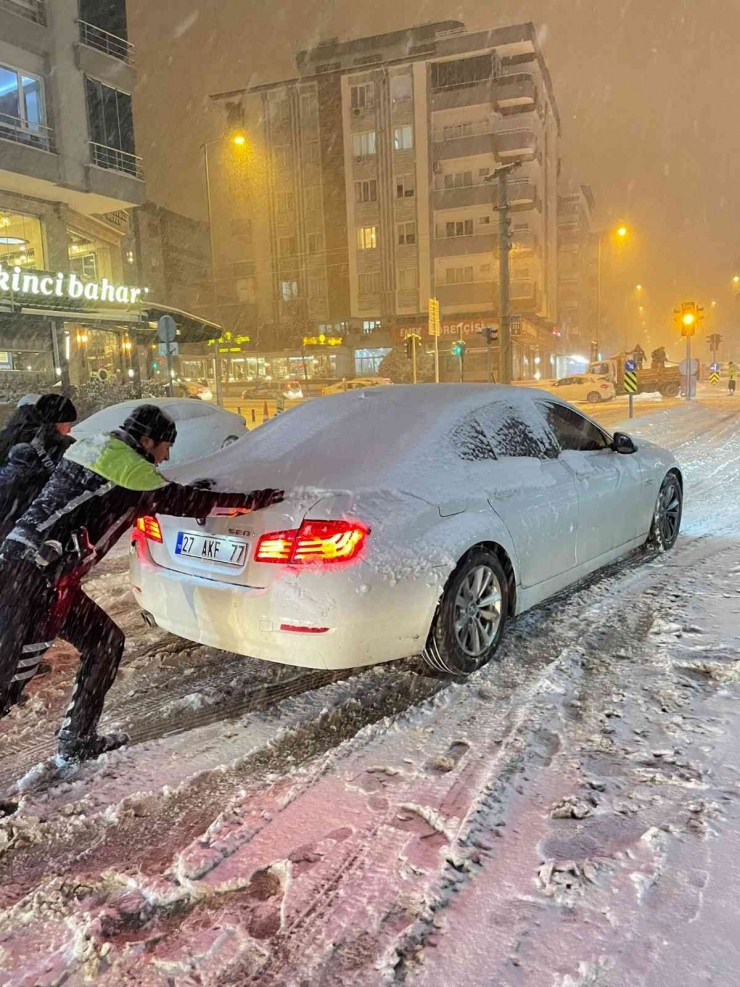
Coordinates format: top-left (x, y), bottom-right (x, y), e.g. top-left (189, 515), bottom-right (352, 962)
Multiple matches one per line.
top-left (35, 393), bottom-right (78, 424)
top-left (122, 404), bottom-right (177, 445)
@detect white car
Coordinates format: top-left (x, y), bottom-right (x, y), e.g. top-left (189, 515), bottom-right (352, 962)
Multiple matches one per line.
top-left (73, 398), bottom-right (247, 466)
top-left (321, 377), bottom-right (392, 395)
top-left (545, 374), bottom-right (616, 404)
top-left (130, 385), bottom-right (682, 675)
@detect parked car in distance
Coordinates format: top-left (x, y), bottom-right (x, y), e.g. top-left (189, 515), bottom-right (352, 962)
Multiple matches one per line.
top-left (179, 379), bottom-right (214, 402)
top-left (131, 385), bottom-right (682, 676)
top-left (321, 377), bottom-right (393, 396)
top-left (241, 380), bottom-right (303, 401)
top-left (73, 397), bottom-right (247, 466)
top-left (525, 374), bottom-right (616, 404)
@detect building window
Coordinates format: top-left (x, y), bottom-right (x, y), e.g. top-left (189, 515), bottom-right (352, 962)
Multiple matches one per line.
top-left (431, 54), bottom-right (496, 92)
top-left (444, 171), bottom-right (473, 189)
top-left (280, 280), bottom-right (299, 302)
top-left (0, 64), bottom-right (46, 138)
top-left (391, 75), bottom-right (412, 102)
top-left (279, 235), bottom-right (297, 256)
top-left (68, 228), bottom-right (113, 280)
top-left (362, 320), bottom-right (382, 333)
top-left (355, 179), bottom-right (378, 203)
top-left (393, 126), bottom-right (413, 151)
top-left (357, 226), bottom-right (378, 250)
top-left (305, 140), bottom-right (320, 165)
top-left (479, 167), bottom-right (491, 178)
top-left (274, 145), bottom-right (291, 168)
top-left (308, 277), bottom-right (324, 298)
top-left (398, 268), bottom-right (418, 290)
top-left (396, 174), bottom-right (415, 198)
top-left (351, 84), bottom-right (375, 111)
top-left (479, 215), bottom-right (491, 225)
top-left (353, 131), bottom-right (377, 158)
top-left (480, 263), bottom-right (492, 276)
top-left (445, 220), bottom-right (474, 238)
top-left (301, 93), bottom-right (318, 123)
top-left (231, 217), bottom-right (252, 237)
top-left (307, 232), bottom-right (322, 255)
top-left (85, 77), bottom-right (135, 155)
top-left (355, 347), bottom-right (392, 374)
top-left (445, 266), bottom-right (474, 284)
top-left (442, 122), bottom-right (474, 141)
top-left (276, 190), bottom-right (296, 214)
top-left (397, 222), bottom-right (416, 246)
top-left (358, 272), bottom-right (382, 294)
top-left (0, 212), bottom-right (45, 269)
top-left (305, 187), bottom-right (321, 211)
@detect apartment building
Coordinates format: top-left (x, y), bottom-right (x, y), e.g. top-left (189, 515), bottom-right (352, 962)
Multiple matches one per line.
top-left (210, 20), bottom-right (561, 382)
top-left (557, 184), bottom-right (597, 359)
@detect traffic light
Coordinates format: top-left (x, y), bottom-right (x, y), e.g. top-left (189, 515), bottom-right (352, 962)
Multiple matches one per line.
top-left (481, 326), bottom-right (498, 345)
top-left (452, 340), bottom-right (467, 358)
top-left (680, 301), bottom-right (697, 337)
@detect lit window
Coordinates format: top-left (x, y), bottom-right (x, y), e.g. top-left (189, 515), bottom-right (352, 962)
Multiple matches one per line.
top-left (280, 280), bottom-right (298, 302)
top-left (357, 226), bottom-right (378, 250)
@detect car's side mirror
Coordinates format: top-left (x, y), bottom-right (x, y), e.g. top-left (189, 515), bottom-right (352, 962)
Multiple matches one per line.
top-left (612, 432), bottom-right (637, 455)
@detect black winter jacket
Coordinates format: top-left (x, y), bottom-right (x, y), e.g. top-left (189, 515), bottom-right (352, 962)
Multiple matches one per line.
top-left (0, 428), bottom-right (74, 542)
top-left (0, 428), bottom-right (281, 581)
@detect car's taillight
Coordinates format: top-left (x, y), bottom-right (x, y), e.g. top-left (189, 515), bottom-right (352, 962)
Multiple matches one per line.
top-left (600, 383), bottom-right (609, 388)
top-left (136, 516), bottom-right (163, 542)
top-left (255, 520), bottom-right (369, 565)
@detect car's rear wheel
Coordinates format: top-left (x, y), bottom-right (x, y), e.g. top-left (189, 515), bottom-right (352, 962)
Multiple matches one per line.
top-left (586, 391), bottom-right (601, 403)
top-left (422, 549), bottom-right (508, 675)
top-left (646, 472), bottom-right (682, 551)
top-left (661, 382), bottom-right (680, 398)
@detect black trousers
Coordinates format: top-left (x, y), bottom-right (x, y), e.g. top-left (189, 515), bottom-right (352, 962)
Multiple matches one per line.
top-left (0, 559), bottom-right (124, 738)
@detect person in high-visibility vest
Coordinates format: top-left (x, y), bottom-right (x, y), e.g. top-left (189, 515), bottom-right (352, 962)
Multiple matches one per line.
top-left (729, 362), bottom-right (737, 395)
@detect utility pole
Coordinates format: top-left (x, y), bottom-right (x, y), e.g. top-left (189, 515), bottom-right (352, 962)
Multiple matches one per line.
top-left (486, 161), bottom-right (521, 384)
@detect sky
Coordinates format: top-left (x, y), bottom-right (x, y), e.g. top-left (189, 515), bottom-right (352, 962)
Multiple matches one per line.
top-left (128, 0), bottom-right (740, 351)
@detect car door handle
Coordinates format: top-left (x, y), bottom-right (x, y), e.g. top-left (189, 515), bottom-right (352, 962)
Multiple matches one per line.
top-left (491, 490), bottom-right (516, 501)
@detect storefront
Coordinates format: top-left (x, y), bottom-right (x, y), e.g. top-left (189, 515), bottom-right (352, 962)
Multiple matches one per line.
top-left (0, 266), bottom-right (222, 397)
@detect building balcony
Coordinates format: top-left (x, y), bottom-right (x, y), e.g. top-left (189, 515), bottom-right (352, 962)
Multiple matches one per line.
top-left (433, 182), bottom-right (492, 211)
top-left (430, 81), bottom-right (494, 113)
top-left (492, 179), bottom-right (537, 208)
top-left (78, 20), bottom-right (135, 63)
top-left (86, 142), bottom-right (145, 208)
top-left (434, 232), bottom-right (496, 258)
top-left (0, 0), bottom-right (45, 24)
top-left (494, 128), bottom-right (537, 159)
top-left (0, 116), bottom-right (55, 154)
top-left (511, 229), bottom-right (538, 254)
top-left (493, 73), bottom-right (537, 110)
top-left (433, 132), bottom-right (497, 162)
top-left (437, 281), bottom-right (495, 307)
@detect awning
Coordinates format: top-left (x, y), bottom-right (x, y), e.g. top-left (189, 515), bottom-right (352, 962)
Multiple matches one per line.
top-left (137, 303), bottom-right (222, 344)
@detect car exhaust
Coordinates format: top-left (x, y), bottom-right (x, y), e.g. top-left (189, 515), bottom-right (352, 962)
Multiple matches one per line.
top-left (140, 609), bottom-right (157, 628)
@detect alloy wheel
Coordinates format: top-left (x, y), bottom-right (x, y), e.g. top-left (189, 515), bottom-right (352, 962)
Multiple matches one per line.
top-left (453, 565), bottom-right (503, 658)
top-left (657, 476), bottom-right (681, 546)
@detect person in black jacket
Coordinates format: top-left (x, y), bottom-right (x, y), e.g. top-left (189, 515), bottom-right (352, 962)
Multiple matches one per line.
top-left (0, 394), bottom-right (78, 542)
top-left (0, 403), bottom-right (282, 761)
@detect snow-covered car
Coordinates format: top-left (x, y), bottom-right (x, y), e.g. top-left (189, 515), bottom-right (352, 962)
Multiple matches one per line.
top-left (321, 377), bottom-right (392, 395)
top-left (131, 385), bottom-right (682, 675)
top-left (534, 374), bottom-right (616, 403)
top-left (73, 398), bottom-right (247, 466)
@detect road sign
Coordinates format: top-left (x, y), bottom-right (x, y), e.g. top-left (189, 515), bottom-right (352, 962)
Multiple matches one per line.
top-left (624, 370), bottom-right (638, 394)
top-left (710, 371), bottom-right (720, 384)
top-left (625, 359), bottom-right (637, 372)
top-left (428, 298), bottom-right (440, 337)
top-left (710, 361), bottom-right (720, 373)
top-left (158, 342), bottom-right (179, 357)
top-left (157, 314), bottom-right (177, 344)
top-left (678, 358), bottom-right (699, 376)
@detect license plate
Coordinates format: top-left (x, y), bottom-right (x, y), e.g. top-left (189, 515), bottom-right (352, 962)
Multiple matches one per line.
top-left (175, 532), bottom-right (248, 567)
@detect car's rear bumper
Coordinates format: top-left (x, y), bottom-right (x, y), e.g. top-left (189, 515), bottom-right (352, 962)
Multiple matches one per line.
top-left (130, 544), bottom-right (440, 670)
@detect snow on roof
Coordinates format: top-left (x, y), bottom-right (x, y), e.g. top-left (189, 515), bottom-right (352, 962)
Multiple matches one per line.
top-left (171, 384), bottom-right (552, 493)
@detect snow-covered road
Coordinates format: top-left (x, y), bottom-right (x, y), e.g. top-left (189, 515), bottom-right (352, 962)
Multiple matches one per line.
top-left (1, 397), bottom-right (740, 986)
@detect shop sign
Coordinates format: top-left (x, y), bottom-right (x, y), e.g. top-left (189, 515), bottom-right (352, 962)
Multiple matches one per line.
top-left (0, 265), bottom-right (148, 306)
top-left (207, 331), bottom-right (251, 348)
top-left (302, 334), bottom-right (343, 346)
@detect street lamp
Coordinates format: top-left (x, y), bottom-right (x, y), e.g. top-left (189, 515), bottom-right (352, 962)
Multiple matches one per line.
top-left (595, 224), bottom-right (631, 358)
top-left (201, 130), bottom-right (249, 405)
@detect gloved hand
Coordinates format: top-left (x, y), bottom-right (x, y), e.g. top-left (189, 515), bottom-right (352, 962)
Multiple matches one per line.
top-left (244, 488), bottom-right (285, 511)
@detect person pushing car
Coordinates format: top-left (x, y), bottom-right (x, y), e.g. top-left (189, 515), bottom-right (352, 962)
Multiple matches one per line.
top-left (0, 404), bottom-right (282, 761)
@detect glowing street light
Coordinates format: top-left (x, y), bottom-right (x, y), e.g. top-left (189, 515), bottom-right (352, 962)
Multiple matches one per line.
top-left (616, 226), bottom-right (628, 238)
top-left (636, 284), bottom-right (643, 291)
top-left (232, 131), bottom-right (247, 147)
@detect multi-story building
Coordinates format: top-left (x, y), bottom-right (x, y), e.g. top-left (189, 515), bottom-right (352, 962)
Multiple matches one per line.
top-left (557, 184), bottom-right (597, 360)
top-left (210, 19), bottom-right (561, 382)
